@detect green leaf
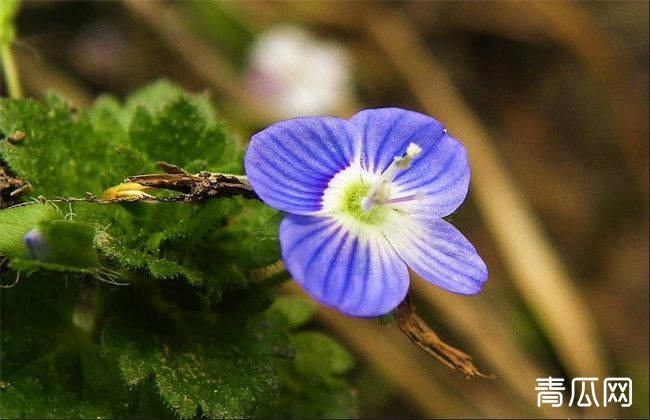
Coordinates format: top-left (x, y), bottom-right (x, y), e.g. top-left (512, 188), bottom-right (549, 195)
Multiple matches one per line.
top-left (0, 275), bottom-right (135, 418)
top-left (292, 332), bottom-right (355, 376)
top-left (266, 296), bottom-right (317, 330)
top-left (0, 95), bottom-right (112, 196)
top-left (37, 219), bottom-right (99, 268)
top-left (127, 96), bottom-right (239, 174)
top-left (0, 81), bottom-right (239, 196)
top-left (88, 198), bottom-right (280, 297)
top-left (114, 79), bottom-right (215, 128)
top-left (1, 85), bottom-right (269, 293)
top-left (94, 228), bottom-right (205, 286)
top-left (0, 203), bottom-right (100, 274)
top-left (87, 96), bottom-right (154, 177)
top-left (257, 332), bottom-right (357, 419)
top-left (0, 341), bottom-right (137, 419)
top-left (0, 203), bottom-right (59, 259)
top-left (101, 282), bottom-right (292, 419)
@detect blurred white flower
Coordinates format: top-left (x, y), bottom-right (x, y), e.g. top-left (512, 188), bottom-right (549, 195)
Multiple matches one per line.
top-left (246, 25), bottom-right (353, 118)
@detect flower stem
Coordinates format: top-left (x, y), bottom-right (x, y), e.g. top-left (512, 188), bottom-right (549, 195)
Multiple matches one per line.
top-left (1, 43), bottom-right (22, 98)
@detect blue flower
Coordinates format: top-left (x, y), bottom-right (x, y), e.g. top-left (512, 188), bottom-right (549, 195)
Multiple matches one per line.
top-left (245, 108), bottom-right (488, 317)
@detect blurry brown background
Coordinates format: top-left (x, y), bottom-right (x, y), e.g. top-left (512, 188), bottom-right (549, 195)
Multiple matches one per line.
top-left (6, 1), bottom-right (649, 418)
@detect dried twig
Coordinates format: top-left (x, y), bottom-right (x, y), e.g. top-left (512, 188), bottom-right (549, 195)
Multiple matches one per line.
top-left (127, 161), bottom-right (258, 201)
top-left (394, 294), bottom-right (490, 379)
top-left (0, 166), bottom-right (30, 208)
top-left (3, 162), bottom-right (257, 213)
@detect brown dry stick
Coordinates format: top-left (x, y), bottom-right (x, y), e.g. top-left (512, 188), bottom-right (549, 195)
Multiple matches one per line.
top-left (394, 294), bottom-right (491, 379)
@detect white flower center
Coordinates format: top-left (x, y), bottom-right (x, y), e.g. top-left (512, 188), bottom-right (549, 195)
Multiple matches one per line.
top-left (320, 143), bottom-right (423, 230)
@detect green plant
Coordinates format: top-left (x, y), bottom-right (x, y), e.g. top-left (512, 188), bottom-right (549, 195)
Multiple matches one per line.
top-left (0, 81), bottom-right (356, 419)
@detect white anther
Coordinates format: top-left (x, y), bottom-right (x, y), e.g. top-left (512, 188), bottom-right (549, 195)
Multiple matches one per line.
top-left (395, 143), bottom-right (422, 170)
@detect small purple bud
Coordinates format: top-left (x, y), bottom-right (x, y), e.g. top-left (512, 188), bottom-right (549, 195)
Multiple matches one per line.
top-left (23, 228), bottom-right (49, 262)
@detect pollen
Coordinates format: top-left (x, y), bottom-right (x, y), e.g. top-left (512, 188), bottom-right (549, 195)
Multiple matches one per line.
top-left (395, 143), bottom-right (422, 169)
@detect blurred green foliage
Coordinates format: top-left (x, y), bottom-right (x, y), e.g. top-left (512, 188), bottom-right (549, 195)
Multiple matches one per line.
top-left (257, 299), bottom-right (356, 419)
top-left (0, 81), bottom-right (356, 418)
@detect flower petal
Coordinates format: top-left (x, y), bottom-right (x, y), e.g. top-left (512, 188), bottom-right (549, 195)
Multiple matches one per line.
top-left (384, 214), bottom-right (488, 295)
top-left (280, 214), bottom-right (409, 317)
top-left (350, 108), bottom-right (470, 217)
top-left (245, 117), bottom-right (360, 215)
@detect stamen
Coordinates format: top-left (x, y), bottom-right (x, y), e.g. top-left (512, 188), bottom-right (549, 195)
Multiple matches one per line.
top-left (361, 142), bottom-right (422, 211)
top-left (395, 143), bottom-right (422, 169)
top-left (383, 192), bottom-right (423, 205)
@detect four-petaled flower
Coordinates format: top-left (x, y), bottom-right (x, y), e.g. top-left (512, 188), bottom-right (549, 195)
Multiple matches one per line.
top-left (245, 108), bottom-right (488, 317)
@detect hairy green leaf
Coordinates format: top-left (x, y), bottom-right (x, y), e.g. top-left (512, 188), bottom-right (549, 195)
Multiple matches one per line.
top-left (0, 275), bottom-right (135, 418)
top-left (101, 282), bottom-right (292, 419)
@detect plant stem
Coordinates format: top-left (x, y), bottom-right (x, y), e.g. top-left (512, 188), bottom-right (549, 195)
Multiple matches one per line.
top-left (1, 42), bottom-right (22, 98)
